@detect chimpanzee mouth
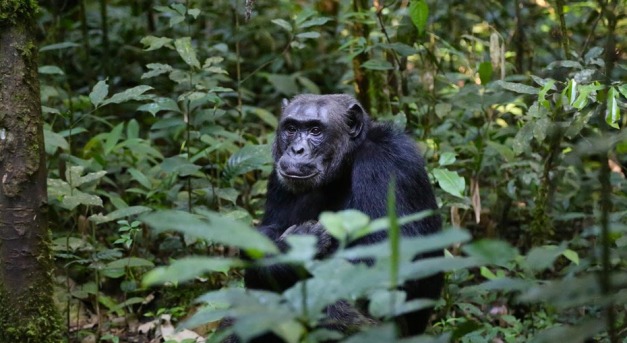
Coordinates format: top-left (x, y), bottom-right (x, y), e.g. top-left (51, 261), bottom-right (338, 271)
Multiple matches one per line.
top-left (278, 170), bottom-right (319, 180)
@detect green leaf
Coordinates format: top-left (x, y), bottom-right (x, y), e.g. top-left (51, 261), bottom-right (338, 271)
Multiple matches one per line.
top-left (432, 168), bottom-right (465, 198)
top-left (512, 121), bottom-right (534, 155)
top-left (496, 80), bottom-right (539, 95)
top-left (271, 19), bottom-right (292, 32)
top-left (478, 61), bottom-right (493, 85)
top-left (141, 63), bottom-right (173, 79)
top-left (38, 65), bottom-right (64, 75)
top-left (104, 123), bottom-right (124, 155)
top-left (102, 85), bottom-right (153, 106)
top-left (174, 37), bottom-right (201, 69)
top-left (266, 74), bottom-right (298, 96)
top-left (89, 80), bottom-right (109, 108)
top-left (361, 59), bottom-right (394, 71)
top-left (89, 206), bottom-right (152, 224)
top-left (128, 168), bottom-right (152, 189)
top-left (562, 249), bottom-right (579, 265)
top-left (438, 152), bottom-right (456, 166)
top-left (44, 129), bottom-right (69, 154)
top-left (137, 97), bottom-right (180, 116)
top-left (142, 210), bottom-right (278, 254)
top-left (409, 0), bottom-right (429, 35)
top-left (143, 257), bottom-right (244, 286)
top-left (106, 257), bottom-right (154, 269)
top-left (224, 144), bottom-right (272, 180)
top-left (319, 210), bottom-right (370, 242)
top-left (526, 244), bottom-right (564, 272)
top-left (39, 41), bottom-right (79, 52)
top-left (296, 31), bottom-right (320, 39)
top-left (48, 179), bottom-right (103, 210)
top-left (606, 87), bottom-right (620, 129)
top-left (188, 8), bottom-right (200, 19)
top-left (140, 36), bottom-right (173, 51)
top-left (299, 17), bottom-right (330, 29)
top-left (462, 239), bottom-right (519, 265)
top-left (244, 106), bottom-right (278, 128)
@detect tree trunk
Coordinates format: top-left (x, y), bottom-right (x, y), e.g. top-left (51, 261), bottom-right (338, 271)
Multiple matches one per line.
top-left (0, 3), bottom-right (63, 342)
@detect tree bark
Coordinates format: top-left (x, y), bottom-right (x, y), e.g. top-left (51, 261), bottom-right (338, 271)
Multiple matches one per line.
top-left (0, 2), bottom-right (63, 342)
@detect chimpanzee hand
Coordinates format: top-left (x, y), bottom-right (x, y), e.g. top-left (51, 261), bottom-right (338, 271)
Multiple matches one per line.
top-left (279, 220), bottom-right (337, 257)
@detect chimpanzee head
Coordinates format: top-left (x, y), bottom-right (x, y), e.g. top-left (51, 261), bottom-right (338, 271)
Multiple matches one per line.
top-left (273, 94), bottom-right (369, 193)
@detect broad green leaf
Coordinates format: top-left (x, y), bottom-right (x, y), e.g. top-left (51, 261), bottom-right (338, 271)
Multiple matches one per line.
top-left (137, 97), bottom-right (180, 116)
top-left (64, 166), bottom-right (107, 188)
top-left (409, 0), bottom-right (429, 35)
top-left (299, 17), bottom-right (330, 29)
top-left (143, 257), bottom-right (243, 286)
top-left (103, 123), bottom-right (124, 155)
top-left (432, 168), bottom-right (465, 198)
top-left (562, 249), bottom-right (579, 265)
top-left (519, 274), bottom-right (603, 309)
top-left (89, 206), bottom-right (152, 224)
top-left (462, 239), bottom-right (518, 266)
top-left (48, 179), bottom-right (103, 210)
top-left (106, 257), bottom-right (154, 269)
top-left (128, 168), bottom-right (152, 189)
top-left (140, 36), bottom-right (173, 51)
top-left (531, 319), bottom-right (605, 343)
top-left (296, 75), bottom-right (321, 94)
top-left (438, 152), bottom-right (456, 166)
top-left (496, 80), bottom-right (539, 95)
top-left (266, 74), bottom-right (298, 96)
top-left (223, 144), bottom-right (272, 180)
top-left (44, 129), bottom-right (69, 154)
top-left (141, 63), bottom-right (173, 79)
top-left (361, 59), bottom-right (394, 71)
top-left (39, 41), bottom-right (79, 52)
top-left (478, 61), bottom-right (493, 85)
top-left (319, 210), bottom-right (370, 242)
top-left (512, 121), bottom-right (534, 155)
top-left (38, 65), bottom-right (64, 75)
top-left (142, 210), bottom-right (278, 254)
top-left (188, 8), bottom-right (200, 19)
top-left (525, 244), bottom-right (565, 272)
top-left (606, 87), bottom-right (620, 129)
top-left (338, 228), bottom-right (471, 262)
top-left (174, 37), bottom-right (200, 69)
top-left (296, 31), bottom-right (320, 39)
top-left (160, 156), bottom-right (201, 177)
top-left (537, 79), bottom-right (556, 109)
top-left (89, 80), bottom-right (109, 107)
top-left (102, 85), bottom-right (153, 106)
top-left (271, 19), bottom-right (292, 32)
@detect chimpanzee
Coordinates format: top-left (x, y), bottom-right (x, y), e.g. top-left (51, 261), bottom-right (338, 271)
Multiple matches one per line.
top-left (242, 94), bottom-right (442, 341)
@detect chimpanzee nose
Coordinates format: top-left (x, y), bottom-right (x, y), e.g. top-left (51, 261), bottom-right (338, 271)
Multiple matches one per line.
top-left (291, 145), bottom-right (305, 155)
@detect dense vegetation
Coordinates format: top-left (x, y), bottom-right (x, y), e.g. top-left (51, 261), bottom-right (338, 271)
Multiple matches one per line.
top-left (31, 0), bottom-right (626, 342)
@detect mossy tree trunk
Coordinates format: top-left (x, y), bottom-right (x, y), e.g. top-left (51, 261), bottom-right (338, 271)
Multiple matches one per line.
top-left (0, 2), bottom-right (63, 342)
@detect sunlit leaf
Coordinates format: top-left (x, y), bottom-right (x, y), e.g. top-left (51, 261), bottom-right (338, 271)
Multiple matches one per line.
top-left (174, 37), bottom-right (201, 69)
top-left (89, 206), bottom-right (153, 224)
top-left (102, 85), bottom-right (153, 106)
top-left (432, 168), bottom-right (465, 198)
top-left (409, 0), bottom-right (429, 35)
top-left (89, 80), bottom-right (109, 107)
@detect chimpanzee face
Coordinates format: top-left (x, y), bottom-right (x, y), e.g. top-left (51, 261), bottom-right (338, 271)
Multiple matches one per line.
top-left (274, 95), bottom-right (366, 193)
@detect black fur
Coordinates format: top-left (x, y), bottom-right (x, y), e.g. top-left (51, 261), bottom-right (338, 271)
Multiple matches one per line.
top-left (243, 94), bottom-right (442, 342)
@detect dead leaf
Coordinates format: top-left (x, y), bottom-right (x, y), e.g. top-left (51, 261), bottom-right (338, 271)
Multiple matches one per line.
top-left (471, 177), bottom-right (481, 223)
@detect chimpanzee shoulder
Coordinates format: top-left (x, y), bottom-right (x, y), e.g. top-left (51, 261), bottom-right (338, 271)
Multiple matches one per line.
top-left (349, 122), bottom-right (438, 231)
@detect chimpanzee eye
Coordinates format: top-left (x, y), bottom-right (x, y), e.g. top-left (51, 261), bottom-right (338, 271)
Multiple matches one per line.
top-left (310, 127), bottom-right (322, 136)
top-left (285, 125), bottom-right (297, 134)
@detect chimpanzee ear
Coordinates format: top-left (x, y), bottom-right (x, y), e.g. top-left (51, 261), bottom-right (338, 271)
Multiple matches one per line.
top-left (347, 103), bottom-right (365, 138)
top-left (281, 98), bottom-right (290, 111)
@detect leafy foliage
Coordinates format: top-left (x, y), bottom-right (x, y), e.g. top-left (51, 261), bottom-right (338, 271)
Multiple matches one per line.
top-left (34, 0), bottom-right (626, 342)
